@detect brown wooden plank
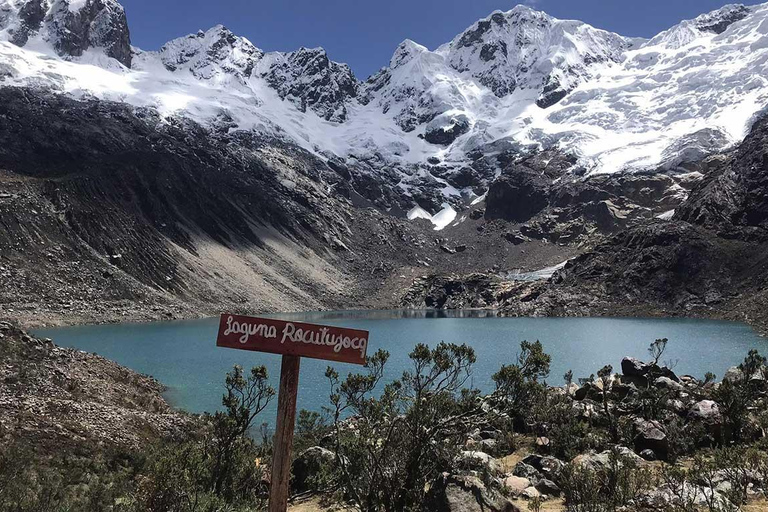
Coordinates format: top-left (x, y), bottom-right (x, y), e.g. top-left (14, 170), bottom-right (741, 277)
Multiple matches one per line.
top-left (269, 354), bottom-right (301, 512)
top-left (216, 314), bottom-right (368, 364)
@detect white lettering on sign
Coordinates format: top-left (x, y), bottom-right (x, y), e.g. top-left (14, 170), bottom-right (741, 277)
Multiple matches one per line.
top-left (221, 315), bottom-right (367, 357)
top-left (223, 315), bottom-right (277, 343)
top-left (280, 322), bottom-right (367, 357)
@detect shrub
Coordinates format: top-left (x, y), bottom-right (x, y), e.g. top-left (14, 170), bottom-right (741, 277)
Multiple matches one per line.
top-left (492, 340), bottom-right (551, 426)
top-left (561, 448), bottom-right (655, 512)
top-left (326, 343), bottom-right (479, 512)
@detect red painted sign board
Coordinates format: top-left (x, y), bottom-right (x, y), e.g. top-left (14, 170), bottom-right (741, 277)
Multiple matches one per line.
top-left (216, 313), bottom-right (368, 365)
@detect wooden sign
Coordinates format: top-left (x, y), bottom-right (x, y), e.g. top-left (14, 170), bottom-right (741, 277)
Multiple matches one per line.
top-left (216, 313), bottom-right (370, 512)
top-left (216, 314), bottom-right (368, 364)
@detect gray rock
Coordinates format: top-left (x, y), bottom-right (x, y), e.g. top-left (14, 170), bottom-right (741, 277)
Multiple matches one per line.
top-left (688, 400), bottom-right (722, 425)
top-left (457, 451), bottom-right (504, 475)
top-left (633, 418), bottom-right (668, 460)
top-left (535, 478), bottom-right (561, 497)
top-left (655, 376), bottom-right (684, 391)
top-left (426, 473), bottom-right (521, 512)
top-left (723, 366), bottom-right (743, 383)
top-left (291, 446), bottom-right (335, 493)
top-left (513, 462), bottom-right (543, 485)
top-left (503, 475), bottom-right (530, 495)
top-left (521, 486), bottom-right (541, 500)
top-left (572, 447), bottom-right (643, 471)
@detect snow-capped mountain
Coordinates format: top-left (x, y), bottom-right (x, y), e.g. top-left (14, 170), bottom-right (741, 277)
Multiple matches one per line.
top-left (0, 0), bottom-right (130, 64)
top-left (1, 0), bottom-right (768, 225)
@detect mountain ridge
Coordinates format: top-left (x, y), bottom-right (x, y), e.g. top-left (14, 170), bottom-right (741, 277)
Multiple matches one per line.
top-left (1, 0), bottom-right (768, 224)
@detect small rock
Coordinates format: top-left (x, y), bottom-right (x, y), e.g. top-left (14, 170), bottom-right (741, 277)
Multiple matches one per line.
top-left (503, 475), bottom-right (531, 495)
top-left (535, 478), bottom-right (561, 497)
top-left (522, 486), bottom-right (541, 499)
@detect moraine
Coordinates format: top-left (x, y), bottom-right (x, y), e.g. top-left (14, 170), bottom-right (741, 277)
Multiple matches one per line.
top-left (34, 311), bottom-right (768, 427)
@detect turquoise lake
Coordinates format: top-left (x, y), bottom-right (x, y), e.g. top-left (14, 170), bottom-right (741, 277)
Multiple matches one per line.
top-left (34, 311), bottom-right (767, 427)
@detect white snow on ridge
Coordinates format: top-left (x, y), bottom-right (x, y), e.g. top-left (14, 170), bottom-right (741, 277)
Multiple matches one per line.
top-left (0, 0), bottom-right (767, 221)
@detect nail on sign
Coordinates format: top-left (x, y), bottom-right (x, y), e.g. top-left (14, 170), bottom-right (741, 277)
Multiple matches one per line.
top-left (216, 314), bottom-right (369, 365)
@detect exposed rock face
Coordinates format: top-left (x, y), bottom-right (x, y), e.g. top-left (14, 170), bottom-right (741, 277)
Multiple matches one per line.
top-left (482, 149), bottom-right (698, 240)
top-left (489, 114), bottom-right (768, 332)
top-left (261, 47), bottom-right (358, 122)
top-left (0, 86), bottom-right (365, 322)
top-left (401, 273), bottom-right (503, 310)
top-left (424, 113), bottom-right (471, 145)
top-left (693, 4), bottom-right (751, 34)
top-left (676, 115), bottom-right (768, 233)
top-left (5, 0), bottom-right (45, 46)
top-left (485, 165), bottom-right (550, 223)
top-left (1, 0), bottom-right (132, 66)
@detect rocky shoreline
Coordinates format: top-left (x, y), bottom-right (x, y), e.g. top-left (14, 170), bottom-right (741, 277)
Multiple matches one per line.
top-left (0, 321), bottom-right (195, 454)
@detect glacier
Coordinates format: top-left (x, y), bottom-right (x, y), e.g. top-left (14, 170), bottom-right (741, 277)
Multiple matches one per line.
top-left (1, 0), bottom-right (768, 228)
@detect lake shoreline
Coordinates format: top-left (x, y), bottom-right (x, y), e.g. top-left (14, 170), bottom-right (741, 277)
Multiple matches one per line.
top-left (18, 302), bottom-right (767, 337)
top-left (34, 312), bottom-right (768, 423)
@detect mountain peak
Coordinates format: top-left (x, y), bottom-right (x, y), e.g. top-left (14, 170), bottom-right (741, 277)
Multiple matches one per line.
top-left (693, 3), bottom-right (750, 33)
top-left (259, 45), bottom-right (358, 122)
top-left (155, 24), bottom-right (262, 81)
top-left (0, 0), bottom-right (131, 66)
top-left (445, 4), bottom-right (630, 101)
top-left (647, 3), bottom-right (752, 48)
top-left (390, 39), bottom-right (428, 68)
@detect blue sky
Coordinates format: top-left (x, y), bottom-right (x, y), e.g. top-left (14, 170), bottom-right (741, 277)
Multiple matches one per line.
top-left (120, 0), bottom-right (765, 79)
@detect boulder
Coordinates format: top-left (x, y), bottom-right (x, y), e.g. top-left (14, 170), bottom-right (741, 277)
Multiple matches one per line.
top-left (572, 400), bottom-right (600, 420)
top-left (476, 438), bottom-right (498, 452)
top-left (621, 357), bottom-right (649, 378)
top-left (457, 451), bottom-right (504, 475)
top-left (654, 376), bottom-right (684, 392)
top-left (535, 478), bottom-right (561, 497)
top-left (503, 475), bottom-right (531, 495)
top-left (574, 382), bottom-right (603, 401)
top-left (521, 487), bottom-right (541, 500)
top-left (611, 382), bottom-right (637, 400)
top-left (291, 446), bottom-right (335, 493)
top-left (723, 366), bottom-right (743, 383)
top-left (512, 462), bottom-right (543, 485)
top-left (688, 400), bottom-right (722, 425)
top-left (504, 231), bottom-right (528, 245)
top-left (572, 448), bottom-right (643, 471)
top-left (426, 473), bottom-right (521, 512)
top-left (524, 455), bottom-right (565, 481)
top-left (633, 418), bottom-right (669, 460)
top-left (621, 357), bottom-right (679, 384)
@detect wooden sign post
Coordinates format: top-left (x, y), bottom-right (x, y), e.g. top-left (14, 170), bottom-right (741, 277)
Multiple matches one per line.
top-left (216, 314), bottom-right (369, 512)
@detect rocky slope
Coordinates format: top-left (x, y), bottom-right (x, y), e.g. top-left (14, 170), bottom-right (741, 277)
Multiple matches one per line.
top-left (0, 84), bottom-right (581, 327)
top-left (403, 114), bottom-right (768, 333)
top-left (0, 320), bottom-right (192, 453)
